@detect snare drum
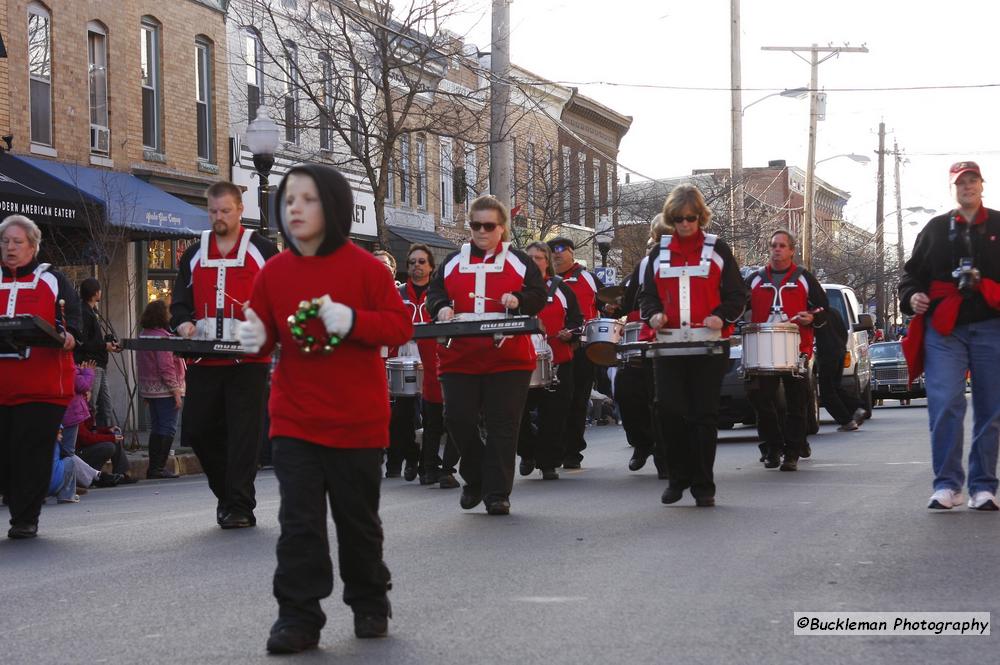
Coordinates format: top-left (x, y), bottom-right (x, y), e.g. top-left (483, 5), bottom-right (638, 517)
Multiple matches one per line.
top-left (583, 317), bottom-right (624, 366)
top-left (386, 357), bottom-right (423, 396)
top-left (741, 322), bottom-right (800, 375)
top-left (617, 322), bottom-right (645, 366)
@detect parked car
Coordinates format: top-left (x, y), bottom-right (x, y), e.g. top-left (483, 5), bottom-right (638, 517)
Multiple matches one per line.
top-left (870, 341), bottom-right (926, 401)
top-left (821, 284), bottom-right (875, 418)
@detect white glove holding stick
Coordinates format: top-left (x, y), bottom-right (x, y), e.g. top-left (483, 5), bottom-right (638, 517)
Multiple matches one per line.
top-left (317, 295), bottom-right (354, 337)
top-left (235, 307), bottom-right (268, 353)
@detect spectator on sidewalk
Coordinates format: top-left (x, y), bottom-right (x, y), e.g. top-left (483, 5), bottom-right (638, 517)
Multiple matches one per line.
top-left (61, 362), bottom-right (96, 458)
top-left (74, 278), bottom-right (120, 427)
top-left (136, 300), bottom-right (185, 479)
top-left (76, 414), bottom-right (137, 486)
top-left (815, 308), bottom-right (867, 431)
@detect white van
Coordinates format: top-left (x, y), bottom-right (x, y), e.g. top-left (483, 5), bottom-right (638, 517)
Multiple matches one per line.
top-left (822, 283), bottom-right (875, 417)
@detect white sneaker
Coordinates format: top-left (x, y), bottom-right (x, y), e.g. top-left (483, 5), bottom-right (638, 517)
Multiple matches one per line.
top-left (968, 491), bottom-right (1000, 511)
top-left (928, 489), bottom-right (964, 509)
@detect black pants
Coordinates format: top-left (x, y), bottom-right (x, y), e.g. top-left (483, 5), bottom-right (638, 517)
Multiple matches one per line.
top-left (615, 361), bottom-right (667, 472)
top-left (817, 354), bottom-right (862, 425)
top-left (653, 352), bottom-right (728, 499)
top-left (748, 373), bottom-right (808, 460)
top-left (386, 397), bottom-right (420, 473)
top-left (420, 401), bottom-right (459, 475)
top-left (182, 363), bottom-right (269, 517)
top-left (78, 439), bottom-right (129, 475)
top-left (440, 371), bottom-right (532, 504)
top-left (561, 347), bottom-right (595, 464)
top-left (0, 402), bottom-right (65, 528)
top-left (518, 362), bottom-right (574, 470)
top-left (272, 438), bottom-right (391, 631)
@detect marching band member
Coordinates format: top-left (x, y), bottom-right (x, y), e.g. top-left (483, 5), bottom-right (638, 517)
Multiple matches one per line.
top-left (517, 241), bottom-right (583, 480)
top-left (547, 236), bottom-right (610, 469)
top-left (746, 230), bottom-right (829, 472)
top-left (396, 243), bottom-right (461, 488)
top-left (0, 215), bottom-right (82, 539)
top-left (426, 196), bottom-right (546, 515)
top-left (170, 181), bottom-right (278, 529)
top-left (640, 185), bottom-right (745, 507)
top-left (617, 224), bottom-right (668, 478)
top-left (238, 164), bottom-right (412, 654)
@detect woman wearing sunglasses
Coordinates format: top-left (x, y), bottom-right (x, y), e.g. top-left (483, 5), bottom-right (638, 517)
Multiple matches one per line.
top-left (516, 241), bottom-right (583, 480)
top-left (639, 185), bottom-right (746, 507)
top-left (426, 196), bottom-right (547, 515)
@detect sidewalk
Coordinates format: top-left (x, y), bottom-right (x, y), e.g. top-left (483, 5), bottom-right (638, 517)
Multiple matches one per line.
top-left (121, 446), bottom-right (204, 479)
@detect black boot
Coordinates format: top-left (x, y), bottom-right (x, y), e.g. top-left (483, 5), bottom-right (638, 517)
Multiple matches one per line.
top-left (147, 434), bottom-right (179, 479)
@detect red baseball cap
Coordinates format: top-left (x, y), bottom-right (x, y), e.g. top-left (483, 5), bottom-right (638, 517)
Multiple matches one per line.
top-left (949, 161), bottom-right (983, 184)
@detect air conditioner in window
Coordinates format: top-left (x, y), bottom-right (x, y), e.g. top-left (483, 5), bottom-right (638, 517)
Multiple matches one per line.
top-left (90, 125), bottom-right (110, 155)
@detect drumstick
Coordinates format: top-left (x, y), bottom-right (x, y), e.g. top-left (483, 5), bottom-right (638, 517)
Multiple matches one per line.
top-left (789, 306), bottom-right (824, 323)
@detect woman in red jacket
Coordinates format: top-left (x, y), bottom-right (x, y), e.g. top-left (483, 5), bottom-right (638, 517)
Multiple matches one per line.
top-left (238, 164), bottom-right (412, 654)
top-left (517, 241), bottom-right (582, 480)
top-left (639, 185), bottom-right (746, 507)
top-left (0, 215), bottom-right (82, 539)
top-left (426, 196), bottom-right (547, 515)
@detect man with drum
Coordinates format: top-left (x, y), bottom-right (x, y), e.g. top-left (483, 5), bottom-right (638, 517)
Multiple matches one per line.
top-left (745, 230), bottom-right (829, 472)
top-left (548, 237), bottom-right (610, 470)
top-left (171, 181), bottom-right (278, 528)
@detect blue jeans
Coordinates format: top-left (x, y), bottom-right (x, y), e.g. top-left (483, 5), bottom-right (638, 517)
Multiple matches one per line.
top-left (925, 317), bottom-right (1000, 494)
top-left (146, 397), bottom-right (179, 437)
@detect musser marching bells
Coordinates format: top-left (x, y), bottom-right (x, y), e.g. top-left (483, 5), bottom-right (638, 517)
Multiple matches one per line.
top-left (411, 315), bottom-right (543, 340)
top-left (122, 336), bottom-right (248, 358)
top-left (0, 314), bottom-right (64, 358)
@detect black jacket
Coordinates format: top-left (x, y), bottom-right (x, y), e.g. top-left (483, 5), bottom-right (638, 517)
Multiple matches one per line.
top-left (74, 304), bottom-right (108, 367)
top-left (899, 207), bottom-right (1000, 324)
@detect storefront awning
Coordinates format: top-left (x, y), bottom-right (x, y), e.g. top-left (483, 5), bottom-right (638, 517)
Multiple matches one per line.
top-left (0, 153), bottom-right (102, 227)
top-left (19, 156), bottom-right (211, 238)
top-left (386, 225), bottom-right (458, 268)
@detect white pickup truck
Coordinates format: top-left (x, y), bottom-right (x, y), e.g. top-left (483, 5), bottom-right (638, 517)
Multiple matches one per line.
top-left (822, 283), bottom-right (875, 418)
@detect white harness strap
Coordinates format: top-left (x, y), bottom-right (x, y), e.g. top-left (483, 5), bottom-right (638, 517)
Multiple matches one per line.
top-left (458, 242), bottom-right (509, 314)
top-left (657, 234), bottom-right (717, 328)
top-left (1, 263), bottom-right (51, 317)
top-left (198, 230), bottom-right (254, 339)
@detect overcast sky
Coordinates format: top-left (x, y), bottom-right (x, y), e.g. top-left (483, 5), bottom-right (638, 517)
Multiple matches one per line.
top-left (450, 0), bottom-right (1000, 249)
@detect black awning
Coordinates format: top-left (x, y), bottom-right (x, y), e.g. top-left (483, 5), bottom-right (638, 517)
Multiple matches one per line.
top-left (386, 225), bottom-right (457, 269)
top-left (0, 153), bottom-right (102, 228)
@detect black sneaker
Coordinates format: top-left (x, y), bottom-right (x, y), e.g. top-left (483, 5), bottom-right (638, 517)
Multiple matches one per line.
top-left (694, 496), bottom-right (716, 507)
top-left (92, 472), bottom-right (122, 488)
top-left (519, 458), bottom-right (536, 476)
top-left (7, 523), bottom-right (38, 539)
top-left (419, 470), bottom-right (441, 486)
top-left (800, 443), bottom-right (812, 459)
top-left (628, 448), bottom-right (650, 471)
top-left (385, 468), bottom-right (401, 479)
top-left (438, 473), bottom-right (460, 489)
top-left (403, 461), bottom-right (418, 482)
top-left (541, 468), bottom-right (559, 480)
top-left (562, 460), bottom-right (582, 470)
top-left (486, 499), bottom-right (511, 515)
top-left (459, 486), bottom-right (482, 510)
top-left (266, 626), bottom-right (320, 654)
top-left (661, 486), bottom-right (684, 505)
top-left (780, 457), bottom-right (798, 472)
top-left (354, 614), bottom-right (388, 639)
top-left (763, 455), bottom-right (781, 469)
top-left (220, 512), bottom-right (257, 529)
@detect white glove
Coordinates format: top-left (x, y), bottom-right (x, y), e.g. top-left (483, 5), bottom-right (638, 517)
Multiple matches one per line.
top-left (236, 308), bottom-right (267, 353)
top-left (649, 313), bottom-right (667, 330)
top-left (318, 295), bottom-right (354, 337)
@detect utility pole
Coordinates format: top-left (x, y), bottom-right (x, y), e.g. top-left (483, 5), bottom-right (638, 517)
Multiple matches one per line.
top-left (490, 0), bottom-right (512, 207)
top-left (892, 139), bottom-right (905, 328)
top-left (761, 43), bottom-right (868, 269)
top-left (730, 0), bottom-right (743, 262)
top-left (874, 122), bottom-right (886, 331)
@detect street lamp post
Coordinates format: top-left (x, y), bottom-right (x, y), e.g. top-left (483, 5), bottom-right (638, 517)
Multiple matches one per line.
top-left (596, 214), bottom-right (613, 268)
top-left (244, 109), bottom-right (281, 239)
top-left (803, 152), bottom-right (871, 268)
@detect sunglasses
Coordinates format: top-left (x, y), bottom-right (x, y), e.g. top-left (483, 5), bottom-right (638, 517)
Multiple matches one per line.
top-left (671, 215), bottom-right (699, 224)
top-left (469, 222), bottom-right (499, 232)
top-left (551, 244), bottom-right (570, 253)
top-left (407, 258), bottom-right (428, 265)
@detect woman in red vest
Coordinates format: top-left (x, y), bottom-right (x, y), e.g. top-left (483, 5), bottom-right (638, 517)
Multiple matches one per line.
top-left (1, 215), bottom-right (82, 539)
top-left (426, 196), bottom-right (547, 515)
top-left (639, 186), bottom-right (746, 507)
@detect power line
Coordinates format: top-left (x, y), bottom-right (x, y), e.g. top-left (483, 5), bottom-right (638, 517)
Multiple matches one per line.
top-left (510, 80), bottom-right (1000, 94)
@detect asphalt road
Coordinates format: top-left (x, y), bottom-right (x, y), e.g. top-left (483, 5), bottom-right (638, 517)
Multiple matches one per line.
top-left (2, 399), bottom-right (997, 664)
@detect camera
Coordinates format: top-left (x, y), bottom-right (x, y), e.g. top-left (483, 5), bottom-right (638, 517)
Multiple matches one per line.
top-left (953, 257), bottom-right (982, 295)
top-left (104, 332), bottom-right (119, 345)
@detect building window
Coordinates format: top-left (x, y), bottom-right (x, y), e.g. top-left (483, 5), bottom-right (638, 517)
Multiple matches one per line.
top-left (399, 136), bottom-right (410, 205)
top-left (244, 28), bottom-right (263, 123)
top-left (319, 53), bottom-right (333, 151)
top-left (561, 147), bottom-right (571, 222)
top-left (283, 41), bottom-right (299, 144)
top-left (593, 158), bottom-right (600, 214)
top-left (415, 134), bottom-right (427, 210)
top-left (465, 147), bottom-right (477, 211)
top-left (440, 137), bottom-right (453, 222)
top-left (281, 0), bottom-right (298, 8)
top-left (195, 38), bottom-right (213, 162)
top-left (526, 142), bottom-right (536, 214)
top-left (578, 153), bottom-right (586, 225)
top-left (146, 238), bottom-right (195, 304)
top-left (140, 18), bottom-right (162, 151)
top-left (386, 158), bottom-right (395, 204)
top-left (88, 22), bottom-right (109, 156)
top-left (28, 3), bottom-right (52, 146)
top-left (606, 164), bottom-right (613, 214)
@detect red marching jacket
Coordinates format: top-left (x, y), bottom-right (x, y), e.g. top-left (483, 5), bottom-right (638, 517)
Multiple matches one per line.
top-left (558, 261), bottom-right (602, 321)
top-left (1, 261), bottom-right (82, 406)
top-left (426, 242), bottom-right (547, 375)
top-left (538, 277), bottom-right (584, 366)
top-left (747, 264), bottom-right (827, 357)
top-left (399, 280), bottom-right (443, 403)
